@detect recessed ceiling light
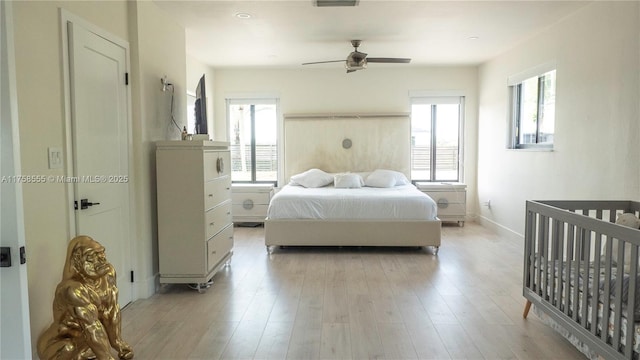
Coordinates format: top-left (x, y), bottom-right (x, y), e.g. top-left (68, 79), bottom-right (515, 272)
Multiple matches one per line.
top-left (235, 12), bottom-right (251, 19)
top-left (469, 36), bottom-right (479, 40)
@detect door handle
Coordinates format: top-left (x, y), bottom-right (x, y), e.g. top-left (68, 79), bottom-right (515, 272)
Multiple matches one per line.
top-left (74, 198), bottom-right (101, 210)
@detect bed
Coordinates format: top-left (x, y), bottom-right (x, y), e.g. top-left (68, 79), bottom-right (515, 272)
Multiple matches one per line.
top-left (265, 175), bottom-right (441, 252)
top-left (523, 200), bottom-right (640, 360)
top-left (264, 113), bottom-right (443, 253)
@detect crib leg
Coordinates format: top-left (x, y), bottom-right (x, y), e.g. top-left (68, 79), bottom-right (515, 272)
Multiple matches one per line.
top-left (523, 300), bottom-right (532, 319)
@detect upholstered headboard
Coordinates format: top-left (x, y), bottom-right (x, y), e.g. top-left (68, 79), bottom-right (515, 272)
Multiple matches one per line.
top-left (283, 113), bottom-right (410, 182)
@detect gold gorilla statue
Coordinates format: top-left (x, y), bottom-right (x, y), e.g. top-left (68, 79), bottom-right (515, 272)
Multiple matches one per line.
top-left (37, 236), bottom-right (134, 360)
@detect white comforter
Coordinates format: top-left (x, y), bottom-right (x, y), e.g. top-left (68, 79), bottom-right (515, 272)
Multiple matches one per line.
top-left (267, 184), bottom-right (437, 220)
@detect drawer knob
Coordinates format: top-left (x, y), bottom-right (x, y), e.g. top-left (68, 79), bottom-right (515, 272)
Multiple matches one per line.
top-left (243, 199), bottom-right (254, 210)
top-left (208, 194), bottom-right (213, 198)
top-left (437, 198), bottom-right (449, 209)
top-left (209, 222), bottom-right (215, 226)
top-left (216, 157), bottom-right (224, 174)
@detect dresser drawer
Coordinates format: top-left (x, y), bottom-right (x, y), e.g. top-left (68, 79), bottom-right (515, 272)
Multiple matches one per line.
top-left (426, 191), bottom-right (465, 205)
top-left (204, 151), bottom-right (231, 180)
top-left (232, 204), bottom-right (269, 218)
top-left (207, 224), bottom-right (233, 271)
top-left (231, 191), bottom-right (271, 205)
top-left (205, 200), bottom-right (232, 240)
top-left (205, 177), bottom-right (231, 210)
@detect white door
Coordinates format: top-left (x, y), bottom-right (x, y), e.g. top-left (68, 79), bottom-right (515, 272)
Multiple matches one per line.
top-left (67, 21), bottom-right (132, 305)
top-left (1, 1), bottom-right (32, 358)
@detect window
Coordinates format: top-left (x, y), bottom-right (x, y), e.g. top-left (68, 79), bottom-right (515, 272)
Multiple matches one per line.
top-left (510, 69), bottom-right (556, 149)
top-left (227, 98), bottom-right (279, 184)
top-left (410, 96), bottom-right (464, 182)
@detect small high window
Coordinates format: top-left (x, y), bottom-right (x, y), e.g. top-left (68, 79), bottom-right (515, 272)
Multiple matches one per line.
top-left (510, 69), bottom-right (556, 149)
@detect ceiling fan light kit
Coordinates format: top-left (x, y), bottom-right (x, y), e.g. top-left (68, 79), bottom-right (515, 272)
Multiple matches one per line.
top-left (303, 40), bottom-right (411, 73)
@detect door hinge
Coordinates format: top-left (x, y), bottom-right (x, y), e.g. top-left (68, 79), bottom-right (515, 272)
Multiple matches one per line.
top-left (130, 270), bottom-right (134, 282)
top-left (125, 72), bottom-right (129, 85)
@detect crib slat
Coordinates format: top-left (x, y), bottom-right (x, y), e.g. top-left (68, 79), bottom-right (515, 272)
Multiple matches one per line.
top-left (539, 215), bottom-right (548, 297)
top-left (523, 210), bottom-right (533, 290)
top-left (591, 232), bottom-right (602, 337)
top-left (565, 224), bottom-right (575, 317)
top-left (550, 219), bottom-right (562, 307)
top-left (542, 216), bottom-right (550, 301)
top-left (573, 227), bottom-right (582, 323)
top-left (556, 221), bottom-right (566, 311)
top-left (601, 234), bottom-right (613, 344)
top-left (533, 214), bottom-right (544, 295)
top-left (580, 229), bottom-right (591, 328)
top-left (624, 244), bottom-right (638, 359)
top-left (612, 238), bottom-right (626, 351)
top-left (609, 210), bottom-right (617, 223)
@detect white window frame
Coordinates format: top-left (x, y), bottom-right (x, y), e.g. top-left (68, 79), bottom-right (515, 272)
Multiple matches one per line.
top-left (508, 62), bottom-right (556, 150)
top-left (409, 95), bottom-right (465, 183)
top-left (226, 97), bottom-right (281, 185)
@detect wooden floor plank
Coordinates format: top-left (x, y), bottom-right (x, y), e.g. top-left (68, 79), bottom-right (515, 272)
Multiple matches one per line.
top-left (253, 321), bottom-right (294, 360)
top-left (319, 323), bottom-right (352, 360)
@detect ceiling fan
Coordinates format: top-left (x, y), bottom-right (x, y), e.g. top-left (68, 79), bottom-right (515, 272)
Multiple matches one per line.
top-left (302, 40), bottom-right (411, 73)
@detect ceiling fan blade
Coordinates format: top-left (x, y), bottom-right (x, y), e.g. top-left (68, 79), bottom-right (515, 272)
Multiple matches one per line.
top-left (302, 60), bottom-right (345, 65)
top-left (366, 57), bottom-right (411, 64)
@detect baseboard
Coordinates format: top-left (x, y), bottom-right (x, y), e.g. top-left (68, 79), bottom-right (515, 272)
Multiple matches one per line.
top-left (464, 213), bottom-right (478, 223)
top-left (133, 273), bottom-right (158, 299)
top-left (477, 215), bottom-right (523, 242)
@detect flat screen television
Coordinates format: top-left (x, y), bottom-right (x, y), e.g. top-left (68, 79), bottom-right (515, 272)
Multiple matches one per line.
top-left (194, 74), bottom-right (207, 135)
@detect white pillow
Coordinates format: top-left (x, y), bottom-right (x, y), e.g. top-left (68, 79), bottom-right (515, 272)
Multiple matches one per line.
top-left (289, 168), bottom-right (333, 188)
top-left (364, 169), bottom-right (410, 188)
top-left (334, 173), bottom-right (364, 188)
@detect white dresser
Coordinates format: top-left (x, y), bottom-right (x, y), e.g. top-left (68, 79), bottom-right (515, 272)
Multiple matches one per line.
top-left (231, 184), bottom-right (274, 224)
top-left (156, 141), bottom-right (233, 290)
top-left (416, 182), bottom-right (467, 226)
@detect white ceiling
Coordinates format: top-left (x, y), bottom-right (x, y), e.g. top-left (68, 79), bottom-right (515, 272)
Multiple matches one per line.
top-left (153, 0), bottom-right (591, 69)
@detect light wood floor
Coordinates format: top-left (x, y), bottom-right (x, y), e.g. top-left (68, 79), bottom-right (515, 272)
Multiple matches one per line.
top-left (121, 223), bottom-right (586, 359)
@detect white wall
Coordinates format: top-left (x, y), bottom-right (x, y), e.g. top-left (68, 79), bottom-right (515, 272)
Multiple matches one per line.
top-left (213, 67), bottom-right (479, 212)
top-left (12, 1), bottom-right (130, 352)
top-left (127, 0), bottom-right (187, 300)
top-left (477, 1), bottom-right (640, 238)
top-left (12, 0), bottom-right (188, 354)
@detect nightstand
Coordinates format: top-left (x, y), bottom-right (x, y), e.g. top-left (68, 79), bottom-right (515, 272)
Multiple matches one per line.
top-left (231, 184), bottom-right (274, 224)
top-left (416, 182), bottom-right (467, 226)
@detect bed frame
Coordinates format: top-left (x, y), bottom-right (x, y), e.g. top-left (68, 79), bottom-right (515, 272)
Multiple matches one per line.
top-left (265, 218), bottom-right (441, 252)
top-left (523, 200), bottom-right (640, 360)
top-left (264, 113), bottom-right (442, 253)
